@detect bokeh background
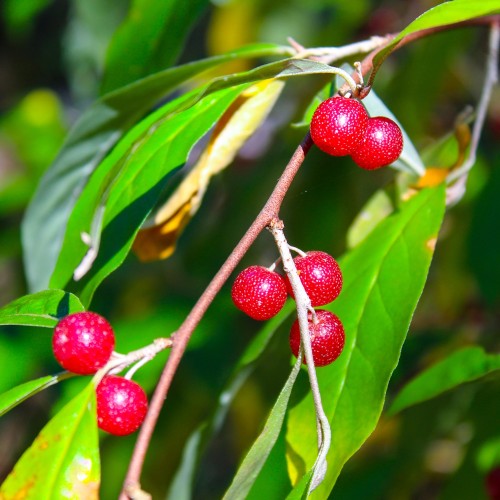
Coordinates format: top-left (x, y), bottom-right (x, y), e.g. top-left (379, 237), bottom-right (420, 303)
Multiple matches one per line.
top-left (1, 0), bottom-right (499, 498)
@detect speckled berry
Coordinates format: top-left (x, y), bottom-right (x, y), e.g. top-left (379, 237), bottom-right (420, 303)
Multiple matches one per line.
top-left (96, 375), bottom-right (148, 436)
top-left (289, 310), bottom-right (345, 367)
top-left (351, 116), bottom-right (403, 170)
top-left (52, 312), bottom-right (115, 375)
top-left (286, 251), bottom-right (342, 306)
top-left (231, 266), bottom-right (288, 320)
top-left (310, 97), bottom-right (369, 156)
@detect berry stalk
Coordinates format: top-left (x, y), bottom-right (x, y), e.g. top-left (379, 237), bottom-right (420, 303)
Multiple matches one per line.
top-left (268, 221), bottom-right (331, 492)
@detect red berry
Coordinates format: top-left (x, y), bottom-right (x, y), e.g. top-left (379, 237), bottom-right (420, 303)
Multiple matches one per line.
top-left (286, 251), bottom-right (342, 306)
top-left (231, 266), bottom-right (288, 320)
top-left (310, 97), bottom-right (369, 156)
top-left (289, 310), bottom-right (345, 367)
top-left (53, 312), bottom-right (115, 375)
top-left (96, 375), bottom-right (148, 436)
top-left (486, 467), bottom-right (500, 500)
top-left (351, 116), bottom-right (403, 170)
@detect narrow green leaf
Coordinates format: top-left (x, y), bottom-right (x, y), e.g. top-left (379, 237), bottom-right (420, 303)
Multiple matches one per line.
top-left (51, 58), bottom-right (355, 304)
top-left (0, 373), bottom-right (73, 417)
top-left (21, 43), bottom-right (289, 293)
top-left (167, 300), bottom-right (295, 499)
top-left (389, 347), bottom-right (500, 414)
top-left (346, 188), bottom-right (395, 249)
top-left (0, 384), bottom-right (99, 499)
top-left (246, 426), bottom-right (292, 499)
top-left (287, 186), bottom-right (446, 497)
top-left (371, 0), bottom-right (500, 82)
top-left (0, 290), bottom-right (84, 328)
top-left (223, 355), bottom-right (303, 500)
top-left (50, 85), bottom-right (248, 305)
top-left (166, 430), bottom-right (203, 500)
top-left (101, 0), bottom-right (209, 93)
top-left (286, 470), bottom-right (313, 500)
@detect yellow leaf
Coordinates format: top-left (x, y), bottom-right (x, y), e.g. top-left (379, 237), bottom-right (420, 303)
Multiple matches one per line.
top-left (207, 0), bottom-right (257, 74)
top-left (132, 79), bottom-right (284, 262)
top-left (413, 120), bottom-right (472, 189)
top-left (132, 201), bottom-right (193, 261)
top-left (415, 167), bottom-right (450, 188)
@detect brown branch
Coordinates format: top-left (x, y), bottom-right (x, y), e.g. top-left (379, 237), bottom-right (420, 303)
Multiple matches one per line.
top-left (120, 132), bottom-right (314, 499)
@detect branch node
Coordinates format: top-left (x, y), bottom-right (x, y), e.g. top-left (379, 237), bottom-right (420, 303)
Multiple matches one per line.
top-left (268, 217), bottom-right (284, 230)
top-left (124, 482), bottom-right (152, 500)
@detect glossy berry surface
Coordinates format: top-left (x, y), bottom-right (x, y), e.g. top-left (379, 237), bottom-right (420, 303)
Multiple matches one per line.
top-left (231, 266), bottom-right (288, 320)
top-left (53, 312), bottom-right (115, 375)
top-left (310, 97), bottom-right (369, 156)
top-left (286, 251), bottom-right (342, 306)
top-left (351, 116), bottom-right (403, 170)
top-left (289, 310), bottom-right (345, 367)
top-left (96, 376), bottom-right (148, 436)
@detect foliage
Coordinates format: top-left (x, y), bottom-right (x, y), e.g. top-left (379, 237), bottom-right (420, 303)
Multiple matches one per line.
top-left (0, 0), bottom-right (499, 499)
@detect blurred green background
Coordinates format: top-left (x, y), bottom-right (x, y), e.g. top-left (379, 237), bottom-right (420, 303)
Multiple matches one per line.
top-left (0, 0), bottom-right (499, 498)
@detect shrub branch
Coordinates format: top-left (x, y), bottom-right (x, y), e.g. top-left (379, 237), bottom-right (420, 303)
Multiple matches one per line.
top-left (121, 133), bottom-right (314, 498)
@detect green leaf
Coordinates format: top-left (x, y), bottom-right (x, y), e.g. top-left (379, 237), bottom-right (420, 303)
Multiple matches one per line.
top-left (0, 290), bottom-right (85, 328)
top-left (286, 185), bottom-right (446, 497)
top-left (0, 384), bottom-right (100, 499)
top-left (477, 436), bottom-right (500, 472)
top-left (346, 188), bottom-right (395, 249)
top-left (389, 347), bottom-right (500, 415)
top-left (3, 0), bottom-right (53, 35)
top-left (21, 43), bottom-right (289, 293)
top-left (167, 301), bottom-right (295, 500)
top-left (0, 373), bottom-right (73, 417)
top-left (50, 84), bottom-right (248, 305)
top-left (166, 430), bottom-right (203, 500)
top-left (223, 355), bottom-right (303, 500)
top-left (101, 0), bottom-right (209, 93)
top-left (50, 57), bottom-right (368, 305)
top-left (371, 0), bottom-right (500, 82)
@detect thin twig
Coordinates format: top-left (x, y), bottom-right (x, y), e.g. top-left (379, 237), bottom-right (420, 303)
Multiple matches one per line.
top-left (269, 222), bottom-right (331, 491)
top-left (446, 21), bottom-right (499, 204)
top-left (94, 338), bottom-right (173, 385)
top-left (120, 133), bottom-right (314, 499)
top-left (291, 36), bottom-right (391, 64)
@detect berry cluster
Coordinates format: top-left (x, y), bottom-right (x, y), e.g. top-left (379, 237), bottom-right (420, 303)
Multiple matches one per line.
top-left (310, 96), bottom-right (403, 170)
top-left (231, 250), bottom-right (345, 367)
top-left (52, 312), bottom-right (148, 436)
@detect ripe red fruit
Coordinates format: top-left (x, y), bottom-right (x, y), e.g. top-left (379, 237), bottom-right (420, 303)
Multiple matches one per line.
top-left (289, 310), bottom-right (345, 367)
top-left (286, 251), bottom-right (342, 306)
top-left (231, 265), bottom-right (288, 320)
top-left (52, 312), bottom-right (115, 375)
top-left (310, 97), bottom-right (369, 156)
top-left (96, 375), bottom-right (148, 436)
top-left (351, 116), bottom-right (403, 170)
top-left (486, 467), bottom-right (500, 500)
